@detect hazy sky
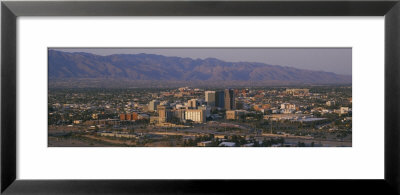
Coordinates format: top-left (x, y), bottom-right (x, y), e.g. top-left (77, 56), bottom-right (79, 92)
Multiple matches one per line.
top-left (53, 48), bottom-right (352, 75)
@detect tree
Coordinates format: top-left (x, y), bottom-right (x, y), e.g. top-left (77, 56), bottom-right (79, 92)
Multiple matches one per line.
top-left (253, 140), bottom-right (260, 147)
top-left (187, 138), bottom-right (195, 146)
top-left (261, 138), bottom-right (271, 147)
top-left (297, 142), bottom-right (306, 147)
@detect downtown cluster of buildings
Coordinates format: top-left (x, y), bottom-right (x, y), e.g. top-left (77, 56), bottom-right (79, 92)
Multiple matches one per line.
top-left (117, 87), bottom-right (352, 127)
top-left (49, 86), bottom-right (352, 131)
top-left (48, 86), bottom-right (352, 147)
top-left (120, 89), bottom-right (237, 124)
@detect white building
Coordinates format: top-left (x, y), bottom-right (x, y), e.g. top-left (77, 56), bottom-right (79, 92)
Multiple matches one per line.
top-left (281, 103), bottom-right (296, 110)
top-left (197, 141), bottom-right (213, 147)
top-left (340, 107), bottom-right (349, 114)
top-left (219, 142), bottom-right (236, 147)
top-left (326, 100), bottom-right (335, 106)
top-left (281, 103), bottom-right (296, 114)
top-left (185, 109), bottom-right (206, 123)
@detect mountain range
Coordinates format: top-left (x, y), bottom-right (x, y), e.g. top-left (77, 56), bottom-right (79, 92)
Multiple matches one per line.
top-left (48, 50), bottom-right (351, 88)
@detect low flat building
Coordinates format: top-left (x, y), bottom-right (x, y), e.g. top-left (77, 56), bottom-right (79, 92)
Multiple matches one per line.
top-left (340, 107), bottom-right (350, 114)
top-left (150, 116), bottom-right (160, 124)
top-left (84, 119), bottom-right (119, 126)
top-left (226, 110), bottom-right (246, 120)
top-left (120, 112), bottom-right (139, 121)
top-left (73, 120), bottom-right (82, 124)
top-left (214, 134), bottom-right (226, 139)
top-left (285, 88), bottom-right (310, 96)
top-left (137, 114), bottom-right (149, 120)
top-left (264, 114), bottom-right (308, 121)
top-left (197, 141), bottom-right (213, 147)
top-left (219, 142), bottom-right (236, 147)
top-left (99, 132), bottom-right (136, 139)
top-left (326, 100), bottom-right (335, 106)
top-left (242, 143), bottom-right (254, 147)
top-left (156, 122), bottom-right (190, 128)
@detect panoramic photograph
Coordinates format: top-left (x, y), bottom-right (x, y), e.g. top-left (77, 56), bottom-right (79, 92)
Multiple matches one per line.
top-left (48, 48), bottom-right (352, 147)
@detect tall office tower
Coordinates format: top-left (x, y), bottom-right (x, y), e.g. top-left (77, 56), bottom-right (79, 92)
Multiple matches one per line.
top-left (173, 109), bottom-right (186, 122)
top-left (188, 99), bottom-right (199, 109)
top-left (157, 105), bottom-right (172, 123)
top-left (224, 89), bottom-right (235, 110)
top-left (205, 91), bottom-right (216, 107)
top-left (148, 100), bottom-right (160, 112)
top-left (215, 91), bottom-right (225, 109)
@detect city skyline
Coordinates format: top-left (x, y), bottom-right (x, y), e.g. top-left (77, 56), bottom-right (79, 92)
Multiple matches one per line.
top-left (48, 48), bottom-right (352, 147)
top-left (49, 86), bottom-right (352, 147)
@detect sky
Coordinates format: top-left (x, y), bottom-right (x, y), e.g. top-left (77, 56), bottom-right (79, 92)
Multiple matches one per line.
top-left (52, 48), bottom-right (352, 75)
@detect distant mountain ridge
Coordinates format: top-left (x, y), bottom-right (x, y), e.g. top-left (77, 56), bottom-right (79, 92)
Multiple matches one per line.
top-left (48, 50), bottom-right (351, 86)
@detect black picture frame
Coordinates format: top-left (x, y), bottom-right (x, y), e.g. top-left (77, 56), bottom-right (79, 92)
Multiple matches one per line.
top-left (1, 0), bottom-right (399, 194)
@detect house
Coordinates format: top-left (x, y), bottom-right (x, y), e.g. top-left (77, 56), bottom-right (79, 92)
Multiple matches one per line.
top-left (219, 142), bottom-right (236, 147)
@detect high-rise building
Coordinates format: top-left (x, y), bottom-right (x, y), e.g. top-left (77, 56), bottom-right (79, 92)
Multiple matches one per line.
top-left (224, 89), bottom-right (235, 110)
top-left (157, 105), bottom-right (167, 122)
top-left (205, 91), bottom-right (216, 107)
top-left (215, 91), bottom-right (225, 109)
top-left (185, 109), bottom-right (206, 123)
top-left (148, 100), bottom-right (160, 111)
top-left (188, 99), bottom-right (199, 109)
top-left (158, 105), bottom-right (172, 123)
top-left (173, 109), bottom-right (186, 122)
top-left (199, 105), bottom-right (211, 117)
